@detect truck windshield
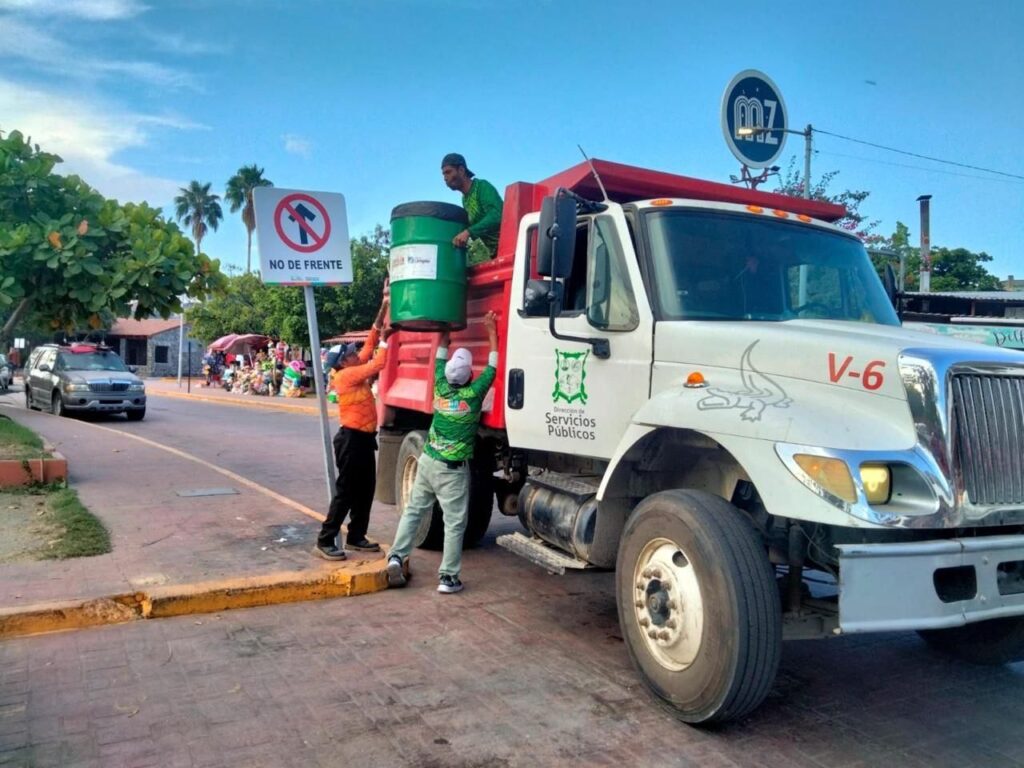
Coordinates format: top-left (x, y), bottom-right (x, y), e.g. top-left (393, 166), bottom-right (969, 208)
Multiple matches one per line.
top-left (645, 209), bottom-right (900, 326)
top-left (57, 351), bottom-right (128, 372)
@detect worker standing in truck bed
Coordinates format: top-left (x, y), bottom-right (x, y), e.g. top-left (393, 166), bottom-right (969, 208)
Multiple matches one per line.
top-left (441, 152), bottom-right (503, 263)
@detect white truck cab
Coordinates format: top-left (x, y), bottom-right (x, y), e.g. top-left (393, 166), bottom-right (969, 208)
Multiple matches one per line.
top-left (379, 161), bottom-right (1024, 724)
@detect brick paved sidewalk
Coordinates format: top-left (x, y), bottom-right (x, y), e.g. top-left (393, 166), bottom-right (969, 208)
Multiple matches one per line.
top-left (0, 405), bottom-right (384, 612)
top-left (2, 547), bottom-right (1022, 768)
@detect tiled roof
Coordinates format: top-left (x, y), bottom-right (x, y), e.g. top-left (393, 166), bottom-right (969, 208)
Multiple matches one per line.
top-left (108, 317), bottom-right (184, 337)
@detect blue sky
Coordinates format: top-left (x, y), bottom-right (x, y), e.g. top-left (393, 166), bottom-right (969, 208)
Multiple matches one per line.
top-left (2, 0), bottom-right (1022, 280)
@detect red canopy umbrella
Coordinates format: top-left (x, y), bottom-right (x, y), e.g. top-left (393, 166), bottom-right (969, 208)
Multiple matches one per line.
top-left (208, 334), bottom-right (240, 353)
top-left (220, 334), bottom-right (272, 356)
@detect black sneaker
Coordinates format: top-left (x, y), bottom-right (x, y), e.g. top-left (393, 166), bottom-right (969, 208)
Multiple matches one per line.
top-left (386, 556), bottom-right (407, 588)
top-left (347, 538), bottom-right (381, 552)
top-left (437, 574), bottom-right (463, 594)
top-left (312, 544), bottom-right (347, 561)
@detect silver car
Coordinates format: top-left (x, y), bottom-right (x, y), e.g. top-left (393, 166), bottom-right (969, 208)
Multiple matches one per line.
top-left (25, 344), bottom-right (146, 420)
top-left (0, 353), bottom-right (10, 392)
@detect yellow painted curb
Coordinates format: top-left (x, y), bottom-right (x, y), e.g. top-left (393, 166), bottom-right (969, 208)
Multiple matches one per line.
top-left (0, 559), bottom-right (388, 639)
top-left (148, 389), bottom-right (318, 414)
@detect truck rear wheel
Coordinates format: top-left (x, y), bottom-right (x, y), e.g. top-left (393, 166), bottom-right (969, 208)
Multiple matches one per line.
top-left (918, 617), bottom-right (1024, 666)
top-left (394, 430), bottom-right (493, 551)
top-left (616, 490), bottom-right (781, 725)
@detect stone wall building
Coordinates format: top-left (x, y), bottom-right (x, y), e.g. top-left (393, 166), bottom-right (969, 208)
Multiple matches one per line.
top-left (105, 317), bottom-right (204, 378)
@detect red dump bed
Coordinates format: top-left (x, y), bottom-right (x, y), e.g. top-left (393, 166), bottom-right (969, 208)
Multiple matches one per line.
top-left (377, 160), bottom-right (847, 430)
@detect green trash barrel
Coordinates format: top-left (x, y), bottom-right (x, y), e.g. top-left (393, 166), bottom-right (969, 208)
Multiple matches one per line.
top-left (389, 201), bottom-right (469, 331)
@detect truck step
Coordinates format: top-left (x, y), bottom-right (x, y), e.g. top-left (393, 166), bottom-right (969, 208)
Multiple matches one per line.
top-left (526, 471), bottom-right (601, 501)
top-left (496, 532), bottom-right (591, 575)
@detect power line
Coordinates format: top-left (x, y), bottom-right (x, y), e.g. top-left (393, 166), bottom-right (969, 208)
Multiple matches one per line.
top-left (815, 148), bottom-right (1024, 184)
top-left (815, 128), bottom-right (1024, 181)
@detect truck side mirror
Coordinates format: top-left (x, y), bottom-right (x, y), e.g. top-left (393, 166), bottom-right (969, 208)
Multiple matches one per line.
top-left (537, 194), bottom-right (576, 279)
top-left (524, 279), bottom-right (563, 317)
top-left (883, 263), bottom-right (898, 308)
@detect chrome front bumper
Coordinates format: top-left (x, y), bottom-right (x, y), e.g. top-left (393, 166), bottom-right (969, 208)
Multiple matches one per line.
top-left (837, 535), bottom-right (1024, 633)
top-left (66, 395), bottom-right (146, 412)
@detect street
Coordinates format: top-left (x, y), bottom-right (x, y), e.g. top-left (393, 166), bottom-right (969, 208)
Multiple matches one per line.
top-left (1, 384), bottom-right (1023, 767)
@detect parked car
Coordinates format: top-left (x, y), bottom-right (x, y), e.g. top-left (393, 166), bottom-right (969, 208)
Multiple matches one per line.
top-left (25, 343), bottom-right (146, 420)
top-left (0, 353), bottom-right (10, 392)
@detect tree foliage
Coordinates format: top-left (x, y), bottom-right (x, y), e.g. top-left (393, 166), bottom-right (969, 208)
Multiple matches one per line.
top-left (0, 130), bottom-right (225, 344)
top-left (775, 158), bottom-right (881, 243)
top-left (187, 225), bottom-right (390, 346)
top-left (873, 221), bottom-right (1001, 291)
top-left (225, 164), bottom-right (272, 274)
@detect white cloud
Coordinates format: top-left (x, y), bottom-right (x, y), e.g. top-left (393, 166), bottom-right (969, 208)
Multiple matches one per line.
top-left (283, 133), bottom-right (312, 158)
top-left (0, 77), bottom-right (190, 207)
top-left (0, 0), bottom-right (146, 19)
top-left (0, 14), bottom-right (194, 89)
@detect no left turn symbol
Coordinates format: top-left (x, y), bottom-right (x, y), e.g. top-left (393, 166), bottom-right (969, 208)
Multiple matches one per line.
top-left (273, 193), bottom-right (332, 253)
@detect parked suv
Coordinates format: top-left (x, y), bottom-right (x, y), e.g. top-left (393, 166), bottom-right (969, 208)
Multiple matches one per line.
top-left (25, 343), bottom-right (146, 420)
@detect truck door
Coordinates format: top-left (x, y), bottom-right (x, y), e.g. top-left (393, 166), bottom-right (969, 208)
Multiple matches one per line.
top-left (505, 207), bottom-right (654, 460)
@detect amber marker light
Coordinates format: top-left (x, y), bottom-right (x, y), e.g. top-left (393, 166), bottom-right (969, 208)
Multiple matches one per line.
top-left (746, 205), bottom-right (764, 214)
top-left (651, 198), bottom-right (673, 206)
top-left (797, 214), bottom-right (812, 223)
top-left (684, 372), bottom-right (707, 388)
top-left (794, 454), bottom-right (857, 503)
top-left (772, 209), bottom-right (789, 218)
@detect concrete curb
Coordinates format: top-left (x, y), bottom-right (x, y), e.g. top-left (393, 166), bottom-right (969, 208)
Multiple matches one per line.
top-left (0, 558), bottom-right (388, 639)
top-left (0, 450), bottom-right (68, 487)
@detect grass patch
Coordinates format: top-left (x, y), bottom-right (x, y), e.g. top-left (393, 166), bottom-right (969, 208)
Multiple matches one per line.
top-left (0, 415), bottom-right (51, 460)
top-left (38, 487), bottom-right (111, 559)
top-left (0, 485), bottom-right (111, 561)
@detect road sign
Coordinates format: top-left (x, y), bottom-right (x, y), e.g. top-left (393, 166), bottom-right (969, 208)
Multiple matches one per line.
top-left (721, 69), bottom-right (788, 168)
top-left (253, 187), bottom-right (352, 285)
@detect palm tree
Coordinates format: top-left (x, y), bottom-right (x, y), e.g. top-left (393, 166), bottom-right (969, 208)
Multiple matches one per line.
top-left (173, 181), bottom-right (223, 255)
top-left (225, 164), bottom-right (273, 273)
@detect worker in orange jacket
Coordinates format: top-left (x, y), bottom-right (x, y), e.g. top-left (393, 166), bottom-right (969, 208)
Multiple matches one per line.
top-left (314, 294), bottom-right (392, 560)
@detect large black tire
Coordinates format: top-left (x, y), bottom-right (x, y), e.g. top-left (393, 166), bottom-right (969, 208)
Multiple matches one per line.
top-left (394, 430), bottom-right (494, 551)
top-left (616, 490), bottom-right (781, 725)
top-left (918, 617), bottom-right (1024, 666)
top-left (51, 392), bottom-right (65, 417)
top-left (25, 386), bottom-right (35, 410)
top-left (125, 408), bottom-right (145, 422)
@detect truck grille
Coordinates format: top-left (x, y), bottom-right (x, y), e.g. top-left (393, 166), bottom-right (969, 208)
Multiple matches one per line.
top-left (951, 374), bottom-right (1024, 505)
top-left (88, 381), bottom-right (130, 392)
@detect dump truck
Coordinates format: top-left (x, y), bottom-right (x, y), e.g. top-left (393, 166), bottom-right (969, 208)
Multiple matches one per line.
top-left (375, 159), bottom-right (1024, 724)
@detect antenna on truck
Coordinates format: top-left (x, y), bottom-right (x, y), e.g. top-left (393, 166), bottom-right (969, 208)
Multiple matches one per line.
top-left (577, 145), bottom-right (610, 202)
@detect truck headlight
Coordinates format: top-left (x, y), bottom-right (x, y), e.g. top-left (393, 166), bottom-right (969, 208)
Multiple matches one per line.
top-left (859, 464), bottom-right (892, 504)
top-left (128, 383), bottom-right (145, 392)
top-left (794, 454), bottom-right (857, 503)
top-left (64, 383), bottom-right (90, 392)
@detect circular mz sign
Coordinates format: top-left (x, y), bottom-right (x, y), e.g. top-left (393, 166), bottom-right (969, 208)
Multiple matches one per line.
top-left (721, 69), bottom-right (788, 169)
top-left (273, 193), bottom-right (332, 254)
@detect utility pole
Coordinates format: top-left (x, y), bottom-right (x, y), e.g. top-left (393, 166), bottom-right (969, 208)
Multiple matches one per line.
top-left (802, 124), bottom-right (813, 199)
top-left (917, 195), bottom-right (932, 293)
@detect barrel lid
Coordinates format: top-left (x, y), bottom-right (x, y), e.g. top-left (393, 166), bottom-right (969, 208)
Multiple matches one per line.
top-left (391, 201), bottom-right (468, 225)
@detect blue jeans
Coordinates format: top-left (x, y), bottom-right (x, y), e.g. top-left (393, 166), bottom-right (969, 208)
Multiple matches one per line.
top-left (389, 454), bottom-right (469, 577)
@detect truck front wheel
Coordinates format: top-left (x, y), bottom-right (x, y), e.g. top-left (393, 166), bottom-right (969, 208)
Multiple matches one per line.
top-left (394, 430), bottom-right (493, 551)
top-left (918, 617), bottom-right (1024, 666)
top-left (616, 490), bottom-right (781, 725)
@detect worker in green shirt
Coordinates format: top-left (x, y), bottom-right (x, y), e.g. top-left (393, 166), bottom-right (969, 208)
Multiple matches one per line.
top-left (386, 310), bottom-right (500, 594)
top-left (441, 152), bottom-right (503, 263)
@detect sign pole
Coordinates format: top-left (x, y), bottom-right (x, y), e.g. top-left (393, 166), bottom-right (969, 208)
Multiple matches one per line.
top-left (303, 285), bottom-right (337, 506)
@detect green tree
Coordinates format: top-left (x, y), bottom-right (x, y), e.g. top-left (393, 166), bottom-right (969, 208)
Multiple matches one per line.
top-left (224, 164), bottom-right (272, 274)
top-left (775, 159), bottom-right (881, 243)
top-left (0, 130), bottom-right (225, 345)
top-left (873, 221), bottom-right (1001, 292)
top-left (173, 180), bottom-right (223, 255)
top-left (185, 225), bottom-right (390, 346)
